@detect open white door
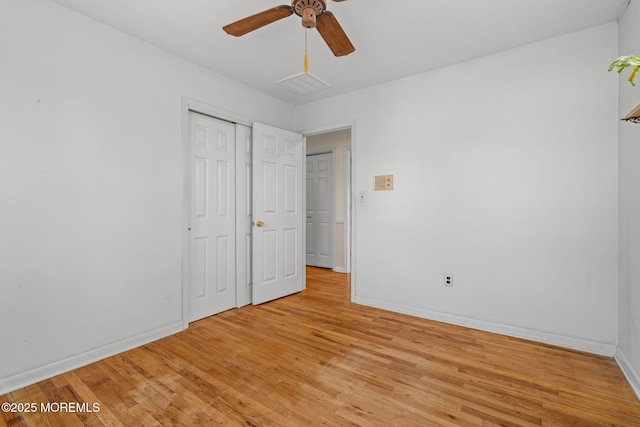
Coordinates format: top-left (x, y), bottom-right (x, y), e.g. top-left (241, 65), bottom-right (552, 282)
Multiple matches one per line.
top-left (252, 122), bottom-right (304, 305)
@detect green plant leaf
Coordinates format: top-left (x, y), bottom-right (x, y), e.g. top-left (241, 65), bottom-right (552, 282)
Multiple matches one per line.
top-left (629, 66), bottom-right (639, 86)
top-left (609, 55), bottom-right (640, 86)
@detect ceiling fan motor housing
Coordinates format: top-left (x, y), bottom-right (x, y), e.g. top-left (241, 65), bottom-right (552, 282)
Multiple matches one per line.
top-left (292, 0), bottom-right (326, 28)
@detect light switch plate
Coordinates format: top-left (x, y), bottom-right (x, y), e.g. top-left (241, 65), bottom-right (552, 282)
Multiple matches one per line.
top-left (374, 175), bottom-right (393, 191)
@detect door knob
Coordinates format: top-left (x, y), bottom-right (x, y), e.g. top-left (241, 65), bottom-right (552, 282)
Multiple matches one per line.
top-left (256, 220), bottom-right (264, 228)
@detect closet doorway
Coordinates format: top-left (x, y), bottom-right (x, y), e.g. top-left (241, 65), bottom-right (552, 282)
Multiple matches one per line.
top-left (183, 108), bottom-right (305, 323)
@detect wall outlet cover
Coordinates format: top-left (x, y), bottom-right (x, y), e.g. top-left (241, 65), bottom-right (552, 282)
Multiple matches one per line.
top-left (374, 175), bottom-right (393, 191)
top-left (444, 274), bottom-right (453, 287)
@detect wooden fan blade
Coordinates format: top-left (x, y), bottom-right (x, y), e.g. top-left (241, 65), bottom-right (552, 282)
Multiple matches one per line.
top-left (315, 11), bottom-right (355, 57)
top-left (223, 5), bottom-right (293, 37)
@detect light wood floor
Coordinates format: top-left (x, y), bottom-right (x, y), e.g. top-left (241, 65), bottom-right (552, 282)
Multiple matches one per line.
top-left (2, 267), bottom-right (639, 426)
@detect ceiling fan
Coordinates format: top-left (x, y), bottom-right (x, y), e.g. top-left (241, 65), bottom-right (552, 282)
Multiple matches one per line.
top-left (223, 0), bottom-right (355, 57)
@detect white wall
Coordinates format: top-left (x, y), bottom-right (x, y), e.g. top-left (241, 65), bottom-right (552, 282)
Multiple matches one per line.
top-left (618, 0), bottom-right (640, 397)
top-left (307, 129), bottom-right (351, 272)
top-left (296, 23), bottom-right (620, 355)
top-left (0, 0), bottom-right (627, 396)
top-left (0, 0), bottom-right (293, 393)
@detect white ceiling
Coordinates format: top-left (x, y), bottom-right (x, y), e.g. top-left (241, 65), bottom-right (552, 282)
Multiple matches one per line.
top-left (49, 0), bottom-right (628, 105)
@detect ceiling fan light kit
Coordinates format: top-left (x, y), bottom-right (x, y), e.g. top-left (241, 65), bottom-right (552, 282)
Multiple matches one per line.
top-left (223, 0), bottom-right (355, 57)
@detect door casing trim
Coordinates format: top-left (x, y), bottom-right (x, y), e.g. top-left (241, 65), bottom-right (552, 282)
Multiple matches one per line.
top-left (297, 120), bottom-right (356, 302)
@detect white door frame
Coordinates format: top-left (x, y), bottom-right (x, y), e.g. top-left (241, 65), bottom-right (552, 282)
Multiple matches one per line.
top-left (344, 146), bottom-right (352, 274)
top-left (297, 121), bottom-right (356, 302)
top-left (181, 98), bottom-right (356, 324)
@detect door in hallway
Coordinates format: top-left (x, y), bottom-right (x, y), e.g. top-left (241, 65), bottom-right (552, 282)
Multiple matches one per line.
top-left (306, 152), bottom-right (334, 268)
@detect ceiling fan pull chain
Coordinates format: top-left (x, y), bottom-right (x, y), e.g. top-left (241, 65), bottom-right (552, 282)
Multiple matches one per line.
top-left (304, 29), bottom-right (309, 73)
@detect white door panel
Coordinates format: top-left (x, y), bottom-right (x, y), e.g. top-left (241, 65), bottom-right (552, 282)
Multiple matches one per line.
top-left (235, 124), bottom-right (253, 307)
top-left (252, 122), bottom-right (304, 305)
top-left (306, 152), bottom-right (334, 268)
top-left (188, 112), bottom-right (236, 322)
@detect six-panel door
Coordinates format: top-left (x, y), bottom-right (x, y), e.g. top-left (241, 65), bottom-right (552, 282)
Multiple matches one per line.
top-left (252, 122), bottom-right (304, 305)
top-left (189, 112), bottom-right (237, 321)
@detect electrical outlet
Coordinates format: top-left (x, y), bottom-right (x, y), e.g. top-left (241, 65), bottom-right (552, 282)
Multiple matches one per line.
top-left (444, 274), bottom-right (453, 287)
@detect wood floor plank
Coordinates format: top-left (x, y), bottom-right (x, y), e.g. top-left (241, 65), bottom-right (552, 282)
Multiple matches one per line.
top-left (2, 267), bottom-right (640, 426)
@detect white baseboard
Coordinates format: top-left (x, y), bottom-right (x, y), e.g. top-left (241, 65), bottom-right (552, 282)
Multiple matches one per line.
top-left (0, 321), bottom-right (184, 396)
top-left (355, 296), bottom-right (617, 357)
top-left (333, 267), bottom-right (347, 273)
top-left (615, 347), bottom-right (640, 401)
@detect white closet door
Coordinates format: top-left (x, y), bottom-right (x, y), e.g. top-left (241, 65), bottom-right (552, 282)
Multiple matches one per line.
top-left (235, 124), bottom-right (253, 307)
top-left (188, 112), bottom-right (236, 321)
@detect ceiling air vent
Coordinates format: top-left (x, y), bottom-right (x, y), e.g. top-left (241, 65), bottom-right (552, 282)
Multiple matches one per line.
top-left (276, 72), bottom-right (330, 96)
